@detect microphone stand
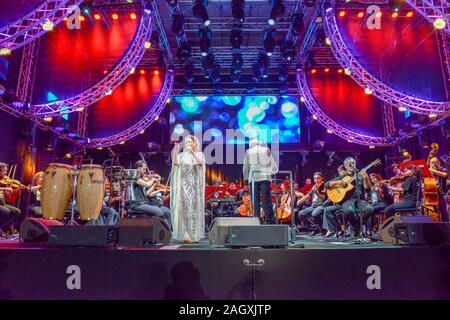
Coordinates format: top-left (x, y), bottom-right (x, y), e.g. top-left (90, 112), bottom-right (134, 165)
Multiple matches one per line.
top-left (353, 167), bottom-right (370, 244)
top-left (68, 165), bottom-right (81, 226)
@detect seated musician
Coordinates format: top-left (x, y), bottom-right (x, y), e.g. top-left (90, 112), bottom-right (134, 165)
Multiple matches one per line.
top-left (381, 165), bottom-right (420, 218)
top-left (297, 172), bottom-right (326, 235)
top-left (429, 157), bottom-right (449, 222)
top-left (145, 169), bottom-right (172, 220)
top-left (366, 173), bottom-right (392, 232)
top-left (28, 171), bottom-right (44, 217)
top-left (86, 177), bottom-right (119, 226)
top-left (325, 157), bottom-right (374, 237)
top-left (390, 163), bottom-right (405, 203)
top-left (128, 160), bottom-right (172, 230)
top-left (0, 162), bottom-right (21, 236)
top-left (323, 165), bottom-right (346, 238)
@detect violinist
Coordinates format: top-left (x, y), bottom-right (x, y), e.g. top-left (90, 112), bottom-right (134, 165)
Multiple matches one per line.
top-left (28, 171), bottom-right (44, 217)
top-left (0, 162), bottom-right (21, 236)
top-left (381, 165), bottom-right (421, 218)
top-left (297, 172), bottom-right (326, 236)
top-left (429, 157), bottom-right (448, 222)
top-left (129, 161), bottom-right (172, 230)
top-left (367, 173), bottom-right (391, 214)
top-left (390, 163), bottom-right (405, 203)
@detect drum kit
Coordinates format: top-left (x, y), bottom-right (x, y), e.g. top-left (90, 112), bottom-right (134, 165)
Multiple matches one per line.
top-left (40, 163), bottom-right (140, 223)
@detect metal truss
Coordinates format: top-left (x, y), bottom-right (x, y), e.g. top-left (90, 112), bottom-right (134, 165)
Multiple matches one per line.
top-left (16, 39), bottom-right (40, 102)
top-left (0, 0), bottom-right (83, 52)
top-left (406, 0), bottom-right (450, 35)
top-left (297, 70), bottom-right (392, 146)
top-left (32, 1), bottom-right (153, 116)
top-left (171, 86), bottom-right (299, 96)
top-left (323, 6), bottom-right (450, 115)
top-left (87, 69), bottom-right (175, 148)
top-left (436, 32), bottom-right (450, 99)
top-left (382, 102), bottom-right (396, 136)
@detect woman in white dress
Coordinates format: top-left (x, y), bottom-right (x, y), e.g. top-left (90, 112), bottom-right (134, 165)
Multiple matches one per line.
top-left (170, 135), bottom-right (206, 242)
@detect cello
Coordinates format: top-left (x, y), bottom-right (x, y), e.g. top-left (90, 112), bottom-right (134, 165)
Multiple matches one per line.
top-left (277, 179), bottom-right (294, 223)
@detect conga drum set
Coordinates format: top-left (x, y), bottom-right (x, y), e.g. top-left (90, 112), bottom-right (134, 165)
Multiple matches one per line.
top-left (40, 163), bottom-right (106, 223)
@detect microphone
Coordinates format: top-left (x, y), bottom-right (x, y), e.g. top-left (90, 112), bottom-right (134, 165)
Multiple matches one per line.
top-left (108, 147), bottom-right (116, 157)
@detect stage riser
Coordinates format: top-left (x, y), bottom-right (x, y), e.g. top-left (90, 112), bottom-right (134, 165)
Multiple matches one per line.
top-left (0, 247), bottom-right (449, 299)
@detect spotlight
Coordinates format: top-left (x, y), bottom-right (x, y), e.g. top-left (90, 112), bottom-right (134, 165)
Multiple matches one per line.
top-left (339, 10), bottom-right (346, 17)
top-left (65, 153), bottom-right (72, 159)
top-left (364, 88), bottom-right (373, 94)
top-left (281, 40), bottom-right (295, 61)
top-left (344, 67), bottom-right (351, 75)
top-left (232, 0), bottom-right (245, 23)
top-left (43, 116), bottom-right (53, 123)
top-left (177, 41), bottom-right (191, 62)
top-left (406, 11), bottom-right (413, 17)
top-left (144, 41), bottom-right (151, 49)
top-left (428, 113), bottom-right (437, 119)
top-left (357, 12), bottom-right (364, 18)
top-left (154, 70), bottom-right (160, 76)
top-left (398, 106), bottom-right (407, 112)
top-left (0, 48), bottom-right (12, 56)
top-left (392, 12), bottom-right (398, 18)
top-left (326, 128), bottom-right (333, 134)
top-left (337, 68), bottom-right (343, 73)
top-left (171, 14), bottom-right (185, 35)
top-left (268, 0), bottom-right (286, 26)
top-left (434, 18), bottom-right (446, 30)
top-left (42, 19), bottom-right (54, 31)
top-left (193, 0), bottom-right (210, 27)
top-left (311, 68), bottom-right (317, 74)
top-left (230, 27), bottom-right (243, 49)
top-left (140, 69), bottom-right (146, 75)
top-left (324, 0), bottom-right (332, 12)
top-left (130, 13), bottom-right (137, 20)
top-left (112, 13), bottom-right (119, 20)
top-left (144, 1), bottom-right (152, 14)
top-left (199, 27), bottom-right (212, 57)
top-left (291, 13), bottom-right (304, 36)
top-left (278, 63), bottom-right (288, 82)
top-left (296, 62), bottom-right (302, 72)
top-left (166, 0), bottom-right (178, 7)
top-left (324, 68), bottom-right (330, 72)
top-left (94, 13), bottom-right (101, 20)
top-left (263, 29), bottom-right (276, 56)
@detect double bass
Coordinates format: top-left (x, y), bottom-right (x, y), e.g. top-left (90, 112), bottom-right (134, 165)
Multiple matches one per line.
top-left (423, 144), bottom-right (440, 222)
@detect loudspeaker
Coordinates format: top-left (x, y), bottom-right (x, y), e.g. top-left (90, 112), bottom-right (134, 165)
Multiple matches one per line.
top-left (48, 225), bottom-right (109, 247)
top-left (380, 215), bottom-right (433, 244)
top-left (209, 217), bottom-right (260, 246)
top-left (395, 222), bottom-right (450, 245)
top-left (228, 225), bottom-right (289, 247)
top-left (118, 217), bottom-right (171, 247)
top-left (19, 218), bottom-right (63, 243)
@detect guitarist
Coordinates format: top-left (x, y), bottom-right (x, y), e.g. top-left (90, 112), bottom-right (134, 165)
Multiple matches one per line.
top-left (297, 172), bottom-right (326, 235)
top-left (325, 157), bottom-right (373, 237)
top-left (323, 165), bottom-right (347, 237)
top-left (429, 157), bottom-right (448, 222)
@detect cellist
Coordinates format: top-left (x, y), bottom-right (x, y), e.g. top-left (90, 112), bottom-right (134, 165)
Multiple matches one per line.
top-left (429, 157), bottom-right (448, 222)
top-left (0, 162), bottom-right (21, 236)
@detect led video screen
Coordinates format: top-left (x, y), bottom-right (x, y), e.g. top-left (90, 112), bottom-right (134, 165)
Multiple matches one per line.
top-left (170, 96), bottom-right (300, 144)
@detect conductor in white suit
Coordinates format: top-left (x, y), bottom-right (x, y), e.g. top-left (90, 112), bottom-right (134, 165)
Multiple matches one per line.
top-left (243, 139), bottom-right (279, 224)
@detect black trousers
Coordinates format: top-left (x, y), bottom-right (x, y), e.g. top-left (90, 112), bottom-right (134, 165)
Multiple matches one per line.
top-left (0, 204), bottom-right (21, 233)
top-left (322, 205), bottom-right (342, 233)
top-left (382, 200), bottom-right (416, 217)
top-left (341, 199), bottom-right (374, 230)
top-left (250, 180), bottom-right (274, 223)
top-left (438, 193), bottom-right (449, 222)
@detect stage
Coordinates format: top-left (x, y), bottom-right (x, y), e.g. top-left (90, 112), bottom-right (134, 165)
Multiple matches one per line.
top-left (0, 237), bottom-right (448, 300)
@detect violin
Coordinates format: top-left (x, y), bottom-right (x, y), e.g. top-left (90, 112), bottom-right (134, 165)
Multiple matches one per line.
top-left (380, 176), bottom-right (408, 185)
top-left (0, 175), bottom-right (29, 205)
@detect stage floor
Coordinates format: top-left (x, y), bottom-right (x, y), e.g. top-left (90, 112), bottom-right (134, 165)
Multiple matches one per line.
top-left (0, 236), bottom-right (449, 300)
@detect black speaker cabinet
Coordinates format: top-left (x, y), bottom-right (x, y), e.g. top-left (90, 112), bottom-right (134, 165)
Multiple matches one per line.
top-left (209, 217), bottom-right (260, 246)
top-left (118, 217), bottom-right (171, 247)
top-left (228, 225), bottom-right (289, 248)
top-left (395, 222), bottom-right (450, 245)
top-left (19, 218), bottom-right (64, 243)
top-left (48, 225), bottom-right (109, 247)
top-left (381, 215), bottom-right (433, 244)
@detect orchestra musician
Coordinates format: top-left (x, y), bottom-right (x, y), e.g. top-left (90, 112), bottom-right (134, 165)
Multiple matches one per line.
top-left (325, 157), bottom-right (374, 237)
top-left (28, 171), bottom-right (44, 217)
top-left (297, 172), bottom-right (326, 235)
top-left (428, 157), bottom-right (448, 222)
top-left (243, 138), bottom-right (278, 224)
top-left (0, 162), bottom-right (21, 236)
top-left (128, 160), bottom-right (172, 229)
top-left (322, 165), bottom-right (346, 238)
top-left (367, 173), bottom-right (391, 215)
top-left (381, 165), bottom-right (421, 218)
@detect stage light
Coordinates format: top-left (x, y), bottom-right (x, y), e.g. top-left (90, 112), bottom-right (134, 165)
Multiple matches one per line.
top-left (96, 147), bottom-right (103, 150)
top-left (263, 29), bottom-right (276, 56)
top-left (369, 145), bottom-right (375, 149)
top-left (232, 0), bottom-right (245, 23)
top-left (344, 68), bottom-right (351, 75)
top-left (166, 98), bottom-right (171, 104)
top-left (339, 11), bottom-right (346, 17)
top-left (398, 106), bottom-right (407, 112)
top-left (140, 129), bottom-right (145, 134)
top-left (406, 11), bottom-right (413, 17)
top-left (94, 13), bottom-right (101, 20)
top-left (281, 40), bottom-right (295, 61)
top-left (434, 18), bottom-right (446, 30)
top-left (365, 88), bottom-right (373, 94)
top-left (296, 62), bottom-right (302, 72)
top-left (144, 1), bottom-right (152, 14)
top-left (155, 115), bottom-right (160, 121)
top-left (140, 69), bottom-right (146, 75)
top-left (230, 27), bottom-right (242, 49)
top-left (357, 12), bottom-right (364, 18)
top-left (199, 27), bottom-right (212, 57)
top-left (428, 113), bottom-right (437, 118)
top-left (153, 70), bottom-right (159, 76)
top-left (376, 11), bottom-right (382, 18)
top-left (324, 68), bottom-right (330, 73)
top-left (119, 141), bottom-right (125, 145)
top-left (130, 67), bottom-right (136, 74)
top-left (171, 13), bottom-right (185, 35)
top-left (12, 101), bottom-right (24, 108)
top-left (324, 0), bottom-right (332, 13)
top-left (325, 37), bottom-right (331, 45)
top-left (103, 70), bottom-right (108, 74)
top-left (392, 12), bottom-right (398, 18)
top-left (326, 128), bottom-right (333, 134)
top-left (312, 114), bottom-right (317, 120)
top-left (65, 153), bottom-right (72, 159)
top-left (76, 107), bottom-right (84, 112)
top-left (79, 16), bottom-right (86, 22)
top-left (130, 13), bottom-right (137, 20)
top-left (338, 68), bottom-right (343, 73)
top-left (291, 13), bottom-right (304, 36)
top-left (311, 69), bottom-right (317, 74)
top-left (105, 89), bottom-right (113, 96)
top-left (43, 116), bottom-right (53, 122)
top-left (193, 0), bottom-right (210, 27)
top-left (401, 149), bottom-right (410, 157)
top-left (268, 0), bottom-right (286, 26)
top-left (112, 13), bottom-right (119, 20)
top-left (42, 19), bottom-right (54, 31)
top-left (144, 41), bottom-right (151, 49)
top-left (166, 0), bottom-right (178, 7)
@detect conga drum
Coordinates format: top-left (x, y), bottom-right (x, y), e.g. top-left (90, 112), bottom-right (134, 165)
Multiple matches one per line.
top-left (41, 163), bottom-right (74, 220)
top-left (76, 165), bottom-right (105, 221)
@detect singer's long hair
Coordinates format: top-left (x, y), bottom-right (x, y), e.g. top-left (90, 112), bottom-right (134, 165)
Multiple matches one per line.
top-left (184, 135), bottom-right (201, 152)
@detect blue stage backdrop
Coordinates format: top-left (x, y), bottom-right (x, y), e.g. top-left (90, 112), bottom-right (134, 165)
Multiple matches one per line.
top-left (170, 96), bottom-right (300, 144)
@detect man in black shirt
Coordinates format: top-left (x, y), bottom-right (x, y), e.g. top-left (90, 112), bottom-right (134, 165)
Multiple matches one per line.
top-left (382, 165), bottom-right (420, 217)
top-left (297, 172), bottom-right (326, 235)
top-left (429, 157), bottom-right (448, 222)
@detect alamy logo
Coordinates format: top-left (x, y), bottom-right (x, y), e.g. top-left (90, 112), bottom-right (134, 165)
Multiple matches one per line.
top-left (366, 265), bottom-right (381, 290)
top-left (366, 5), bottom-right (381, 30)
top-left (66, 265), bottom-right (81, 290)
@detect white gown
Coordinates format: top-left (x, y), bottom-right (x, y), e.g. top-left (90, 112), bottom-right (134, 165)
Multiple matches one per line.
top-left (170, 151), bottom-right (206, 242)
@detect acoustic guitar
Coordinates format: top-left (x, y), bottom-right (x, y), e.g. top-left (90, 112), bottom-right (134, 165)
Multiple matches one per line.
top-left (326, 159), bottom-right (381, 203)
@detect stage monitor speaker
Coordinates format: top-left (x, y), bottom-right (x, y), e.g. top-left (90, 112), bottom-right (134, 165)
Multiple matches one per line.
top-left (228, 225), bottom-right (289, 247)
top-left (118, 217), bottom-right (171, 247)
top-left (209, 217), bottom-right (260, 246)
top-left (19, 218), bottom-right (63, 243)
top-left (381, 215), bottom-right (433, 244)
top-left (48, 225), bottom-right (109, 247)
top-left (395, 222), bottom-right (450, 245)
